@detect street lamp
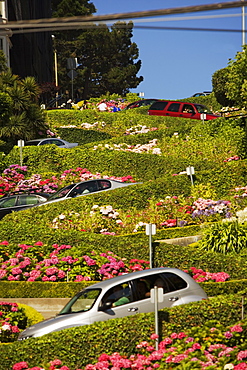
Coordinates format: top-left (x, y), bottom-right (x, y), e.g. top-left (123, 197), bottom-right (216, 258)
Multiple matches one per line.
top-left (52, 35), bottom-right (59, 107)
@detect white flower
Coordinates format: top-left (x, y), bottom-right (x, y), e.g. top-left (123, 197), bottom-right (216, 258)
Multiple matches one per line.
top-left (58, 214), bottom-right (66, 220)
top-left (224, 364), bottom-right (234, 370)
top-left (2, 324), bottom-right (11, 331)
top-left (92, 205), bottom-right (99, 210)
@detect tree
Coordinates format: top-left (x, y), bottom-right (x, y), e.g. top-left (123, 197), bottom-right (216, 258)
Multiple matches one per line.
top-left (225, 45), bottom-right (247, 108)
top-left (51, 2), bottom-right (143, 99)
top-left (212, 46), bottom-right (247, 108)
top-left (0, 71), bottom-right (49, 151)
top-left (212, 67), bottom-right (234, 107)
top-left (55, 22), bottom-right (143, 99)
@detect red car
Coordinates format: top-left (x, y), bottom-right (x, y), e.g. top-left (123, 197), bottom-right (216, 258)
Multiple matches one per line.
top-left (148, 100), bottom-right (220, 120)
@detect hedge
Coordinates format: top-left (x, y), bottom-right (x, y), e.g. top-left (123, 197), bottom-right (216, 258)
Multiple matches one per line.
top-left (0, 293), bottom-right (244, 370)
top-left (1, 278), bottom-right (247, 299)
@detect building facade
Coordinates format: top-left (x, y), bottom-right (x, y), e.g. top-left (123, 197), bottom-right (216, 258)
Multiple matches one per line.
top-left (0, 0), bottom-right (11, 66)
top-left (7, 0), bottom-right (53, 83)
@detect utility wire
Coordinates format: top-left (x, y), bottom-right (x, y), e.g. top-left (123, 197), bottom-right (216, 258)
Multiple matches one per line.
top-left (0, 0), bottom-right (246, 31)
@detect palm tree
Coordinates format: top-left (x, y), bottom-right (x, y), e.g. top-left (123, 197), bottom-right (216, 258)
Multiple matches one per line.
top-left (0, 70), bottom-right (49, 151)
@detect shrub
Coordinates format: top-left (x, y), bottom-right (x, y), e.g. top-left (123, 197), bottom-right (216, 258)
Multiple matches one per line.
top-left (199, 221), bottom-right (247, 254)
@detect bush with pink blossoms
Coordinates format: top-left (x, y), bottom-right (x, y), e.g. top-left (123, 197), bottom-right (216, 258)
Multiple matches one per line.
top-left (0, 301), bottom-right (27, 342)
top-left (185, 267), bottom-right (230, 283)
top-left (0, 241), bottom-right (152, 282)
top-left (0, 165), bottom-right (136, 198)
top-left (11, 321), bottom-right (247, 369)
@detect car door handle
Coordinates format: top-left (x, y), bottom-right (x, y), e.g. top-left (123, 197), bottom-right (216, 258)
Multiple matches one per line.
top-left (169, 297), bottom-right (179, 302)
top-left (128, 307), bottom-right (138, 312)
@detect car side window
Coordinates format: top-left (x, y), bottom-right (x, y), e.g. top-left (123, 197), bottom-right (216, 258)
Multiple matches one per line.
top-left (101, 282), bottom-right (132, 308)
top-left (182, 104), bottom-right (195, 114)
top-left (72, 181), bottom-right (98, 196)
top-left (18, 195), bottom-right (40, 206)
top-left (160, 272), bottom-right (187, 292)
top-left (167, 103), bottom-right (180, 112)
top-left (39, 140), bottom-right (49, 145)
top-left (0, 197), bottom-right (16, 208)
top-left (133, 278), bottom-right (151, 301)
top-left (51, 139), bottom-right (63, 147)
top-left (97, 180), bottom-right (111, 190)
top-left (150, 101), bottom-right (168, 111)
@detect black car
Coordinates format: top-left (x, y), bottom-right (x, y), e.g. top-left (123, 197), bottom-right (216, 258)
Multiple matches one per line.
top-left (125, 99), bottom-right (159, 109)
top-left (0, 192), bottom-right (51, 220)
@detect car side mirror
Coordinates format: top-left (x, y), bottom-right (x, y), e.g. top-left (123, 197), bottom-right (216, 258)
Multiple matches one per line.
top-left (98, 301), bottom-right (112, 311)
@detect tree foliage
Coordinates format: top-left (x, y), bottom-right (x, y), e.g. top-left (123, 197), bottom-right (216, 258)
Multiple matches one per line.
top-left (0, 71), bottom-right (48, 151)
top-left (212, 46), bottom-right (247, 108)
top-left (51, 1), bottom-right (143, 99)
top-left (212, 67), bottom-right (234, 107)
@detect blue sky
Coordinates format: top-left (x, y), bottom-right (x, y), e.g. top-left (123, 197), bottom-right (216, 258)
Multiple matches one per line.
top-left (92, 0), bottom-right (244, 100)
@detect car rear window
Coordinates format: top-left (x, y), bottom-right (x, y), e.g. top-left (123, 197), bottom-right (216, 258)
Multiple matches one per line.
top-left (149, 101), bottom-right (168, 110)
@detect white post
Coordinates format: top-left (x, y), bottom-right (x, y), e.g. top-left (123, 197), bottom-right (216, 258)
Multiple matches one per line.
top-left (186, 166), bottom-right (195, 186)
top-left (146, 224), bottom-right (156, 269)
top-left (17, 140), bottom-right (24, 166)
top-left (151, 287), bottom-right (164, 351)
top-left (242, 0), bottom-right (246, 45)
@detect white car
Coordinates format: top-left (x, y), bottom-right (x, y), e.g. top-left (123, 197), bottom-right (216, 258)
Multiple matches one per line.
top-left (25, 138), bottom-right (78, 148)
top-left (18, 267), bottom-right (208, 340)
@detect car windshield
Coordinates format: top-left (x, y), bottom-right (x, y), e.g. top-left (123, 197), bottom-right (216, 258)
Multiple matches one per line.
top-left (194, 104), bottom-right (213, 113)
top-left (58, 289), bottom-right (101, 314)
top-left (48, 184), bottom-right (75, 200)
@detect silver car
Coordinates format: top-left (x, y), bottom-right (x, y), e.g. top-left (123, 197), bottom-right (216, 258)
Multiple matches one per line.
top-left (18, 268), bottom-right (207, 340)
top-left (25, 138), bottom-right (78, 148)
top-left (36, 179), bottom-right (141, 206)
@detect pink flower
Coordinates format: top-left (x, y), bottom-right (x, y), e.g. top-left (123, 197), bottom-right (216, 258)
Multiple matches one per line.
top-left (50, 359), bottom-right (62, 366)
top-left (11, 325), bottom-right (20, 333)
top-left (0, 241), bottom-right (9, 245)
top-left (238, 351), bottom-right (247, 361)
top-left (150, 333), bottom-right (159, 340)
top-left (170, 333), bottom-right (178, 339)
top-left (225, 331), bottom-right (233, 339)
top-left (230, 324), bottom-right (243, 333)
top-left (12, 362), bottom-right (29, 370)
top-left (235, 363), bottom-right (247, 370)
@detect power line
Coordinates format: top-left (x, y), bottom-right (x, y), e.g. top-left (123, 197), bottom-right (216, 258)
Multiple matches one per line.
top-left (2, 23), bottom-right (245, 36)
top-left (0, 1), bottom-right (246, 32)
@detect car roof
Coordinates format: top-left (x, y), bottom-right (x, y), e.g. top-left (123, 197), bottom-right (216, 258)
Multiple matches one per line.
top-left (80, 267), bottom-right (192, 291)
top-left (26, 138), bottom-right (63, 142)
top-left (0, 192), bottom-right (50, 198)
top-left (150, 100), bottom-right (201, 105)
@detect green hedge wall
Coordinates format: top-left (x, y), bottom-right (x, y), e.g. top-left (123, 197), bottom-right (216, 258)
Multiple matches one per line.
top-left (0, 294), bottom-right (244, 370)
top-left (56, 127), bottom-right (112, 145)
top-left (1, 278), bottom-right (247, 298)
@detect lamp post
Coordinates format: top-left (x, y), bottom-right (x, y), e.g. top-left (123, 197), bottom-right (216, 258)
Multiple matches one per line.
top-left (52, 35), bottom-right (59, 107)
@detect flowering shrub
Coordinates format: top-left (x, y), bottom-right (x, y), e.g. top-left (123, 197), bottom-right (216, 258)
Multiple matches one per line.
top-left (124, 124), bottom-right (158, 135)
top-left (224, 155), bottom-right (240, 162)
top-left (185, 267), bottom-right (230, 282)
top-left (0, 241), bottom-right (149, 282)
top-left (93, 139), bottom-right (161, 155)
top-left (192, 198), bottom-right (232, 221)
top-left (155, 196), bottom-right (193, 227)
top-left (11, 321), bottom-right (247, 369)
top-left (0, 166), bottom-right (135, 197)
top-left (0, 301), bottom-right (26, 342)
top-left (0, 241), bottom-right (229, 283)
